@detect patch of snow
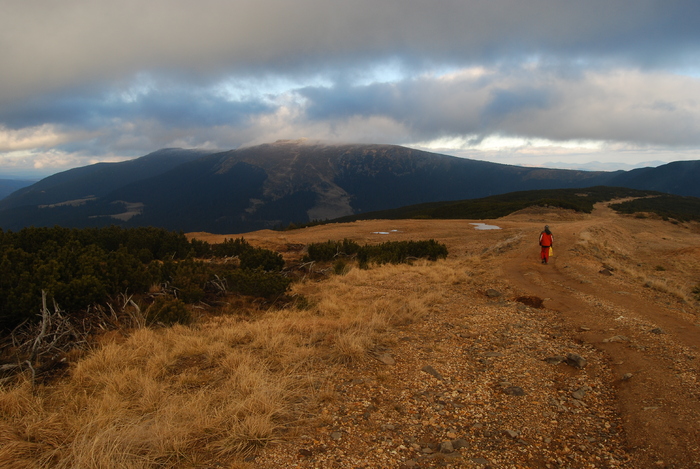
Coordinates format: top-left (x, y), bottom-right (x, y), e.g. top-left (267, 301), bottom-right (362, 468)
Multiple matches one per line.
top-left (470, 223), bottom-right (501, 230)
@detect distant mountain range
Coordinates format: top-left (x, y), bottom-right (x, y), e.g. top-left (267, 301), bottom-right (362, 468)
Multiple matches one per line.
top-left (0, 141), bottom-right (698, 234)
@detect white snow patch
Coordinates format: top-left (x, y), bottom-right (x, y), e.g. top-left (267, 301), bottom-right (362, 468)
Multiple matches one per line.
top-left (470, 223), bottom-right (501, 230)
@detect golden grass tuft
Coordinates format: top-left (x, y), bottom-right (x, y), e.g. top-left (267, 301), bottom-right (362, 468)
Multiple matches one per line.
top-left (0, 257), bottom-right (453, 468)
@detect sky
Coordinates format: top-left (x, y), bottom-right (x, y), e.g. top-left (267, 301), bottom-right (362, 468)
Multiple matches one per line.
top-left (1, 0), bottom-right (700, 178)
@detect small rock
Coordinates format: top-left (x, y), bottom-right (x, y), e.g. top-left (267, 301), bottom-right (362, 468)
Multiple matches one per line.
top-left (603, 335), bottom-right (630, 343)
top-left (622, 373), bottom-right (633, 381)
top-left (485, 289), bottom-right (502, 298)
top-left (580, 326), bottom-right (591, 331)
top-left (566, 353), bottom-right (587, 369)
top-left (504, 429), bottom-right (519, 438)
top-left (452, 438), bottom-right (468, 450)
top-left (421, 364), bottom-right (444, 380)
top-left (298, 448), bottom-right (313, 457)
top-left (599, 268), bottom-right (613, 276)
top-left (381, 424), bottom-right (396, 431)
top-left (503, 386), bottom-right (525, 396)
top-left (330, 431), bottom-right (342, 440)
top-left (472, 458), bottom-right (490, 465)
top-left (650, 327), bottom-right (665, 334)
top-left (571, 386), bottom-right (591, 400)
top-left (544, 356), bottom-right (566, 365)
top-left (439, 441), bottom-right (455, 453)
top-left (374, 353), bottom-right (396, 365)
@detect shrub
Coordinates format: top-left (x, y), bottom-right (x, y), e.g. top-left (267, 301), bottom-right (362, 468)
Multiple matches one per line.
top-left (239, 247), bottom-right (285, 271)
top-left (225, 269), bottom-right (292, 299)
top-left (358, 240), bottom-right (448, 266)
top-left (333, 259), bottom-right (350, 275)
top-left (305, 239), bottom-right (361, 262)
top-left (146, 296), bottom-right (192, 326)
top-left (212, 237), bottom-right (251, 257)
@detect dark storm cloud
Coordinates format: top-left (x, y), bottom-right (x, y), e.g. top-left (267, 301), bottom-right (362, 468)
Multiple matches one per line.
top-left (2, 0), bottom-right (699, 106)
top-left (0, 85), bottom-right (273, 130)
top-left (1, 0), bottom-right (700, 173)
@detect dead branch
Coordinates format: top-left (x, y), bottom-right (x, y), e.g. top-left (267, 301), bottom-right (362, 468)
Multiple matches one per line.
top-left (28, 291), bottom-right (51, 365)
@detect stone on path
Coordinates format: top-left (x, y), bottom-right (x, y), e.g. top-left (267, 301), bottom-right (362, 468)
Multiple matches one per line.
top-left (566, 353), bottom-right (587, 369)
top-left (421, 364), bottom-right (444, 380)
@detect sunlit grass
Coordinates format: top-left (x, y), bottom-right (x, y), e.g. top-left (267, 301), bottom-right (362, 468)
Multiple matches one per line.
top-left (0, 256), bottom-right (455, 468)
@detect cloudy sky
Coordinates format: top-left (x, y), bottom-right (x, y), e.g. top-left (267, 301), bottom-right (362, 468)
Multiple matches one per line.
top-left (2, 0), bottom-right (699, 177)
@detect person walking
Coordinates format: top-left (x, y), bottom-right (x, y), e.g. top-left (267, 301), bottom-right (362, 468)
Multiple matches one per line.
top-left (539, 225), bottom-right (553, 264)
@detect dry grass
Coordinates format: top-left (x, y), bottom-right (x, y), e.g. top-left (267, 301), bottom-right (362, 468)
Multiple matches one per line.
top-left (0, 257), bottom-right (455, 468)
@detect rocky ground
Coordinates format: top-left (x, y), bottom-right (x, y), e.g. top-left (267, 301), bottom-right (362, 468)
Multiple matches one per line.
top-left (193, 202), bottom-right (700, 468)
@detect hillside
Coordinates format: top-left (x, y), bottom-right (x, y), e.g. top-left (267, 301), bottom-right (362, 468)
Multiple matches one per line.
top-left (2, 141), bottom-right (700, 234)
top-left (3, 202), bottom-right (698, 467)
top-left (0, 148), bottom-right (215, 211)
top-left (329, 186), bottom-right (700, 223)
top-left (0, 141), bottom-right (624, 233)
top-left (0, 179), bottom-right (35, 200)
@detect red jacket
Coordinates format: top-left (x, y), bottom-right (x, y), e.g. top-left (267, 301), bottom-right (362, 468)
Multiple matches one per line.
top-left (539, 232), bottom-right (553, 247)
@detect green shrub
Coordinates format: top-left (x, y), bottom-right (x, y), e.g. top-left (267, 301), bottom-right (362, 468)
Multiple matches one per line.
top-left (333, 259), bottom-right (350, 275)
top-left (146, 296), bottom-right (192, 326)
top-left (212, 237), bottom-right (251, 257)
top-left (305, 239), bottom-right (448, 269)
top-left (239, 247), bottom-right (285, 271)
top-left (225, 269), bottom-right (292, 299)
top-left (305, 239), bottom-right (361, 262)
top-left (358, 240), bottom-right (448, 265)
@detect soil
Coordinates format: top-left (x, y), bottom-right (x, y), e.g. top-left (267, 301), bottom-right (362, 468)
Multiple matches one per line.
top-left (189, 201), bottom-right (700, 468)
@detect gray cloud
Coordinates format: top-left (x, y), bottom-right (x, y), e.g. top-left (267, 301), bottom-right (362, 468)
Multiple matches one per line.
top-left (3, 1), bottom-right (699, 105)
top-left (1, 0), bottom-right (700, 174)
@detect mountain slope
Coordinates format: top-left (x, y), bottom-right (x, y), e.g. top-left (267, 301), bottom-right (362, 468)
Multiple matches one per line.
top-left (608, 160), bottom-right (700, 197)
top-left (0, 148), bottom-right (216, 211)
top-left (0, 179), bottom-right (35, 200)
top-left (0, 140), bottom-right (698, 233)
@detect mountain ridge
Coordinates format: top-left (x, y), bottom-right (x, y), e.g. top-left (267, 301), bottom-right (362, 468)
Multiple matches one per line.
top-left (0, 141), bottom-right (698, 233)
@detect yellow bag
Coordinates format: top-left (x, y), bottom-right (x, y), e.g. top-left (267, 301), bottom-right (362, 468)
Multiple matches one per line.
top-left (549, 247), bottom-right (553, 257)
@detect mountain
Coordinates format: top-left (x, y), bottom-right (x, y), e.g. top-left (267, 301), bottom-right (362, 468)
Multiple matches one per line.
top-left (0, 148), bottom-right (216, 211)
top-left (606, 160), bottom-right (700, 197)
top-left (0, 179), bottom-right (36, 200)
top-left (0, 141), bottom-right (698, 234)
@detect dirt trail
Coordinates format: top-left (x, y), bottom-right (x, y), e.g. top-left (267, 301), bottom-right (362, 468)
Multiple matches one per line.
top-left (194, 206), bottom-right (700, 467)
top-left (500, 202), bottom-right (700, 467)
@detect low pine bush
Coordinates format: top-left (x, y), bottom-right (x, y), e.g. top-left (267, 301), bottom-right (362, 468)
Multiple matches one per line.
top-left (146, 296), bottom-right (192, 326)
top-left (305, 239), bottom-right (448, 268)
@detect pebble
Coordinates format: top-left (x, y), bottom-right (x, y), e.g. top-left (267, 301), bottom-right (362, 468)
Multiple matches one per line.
top-left (421, 364), bottom-right (444, 380)
top-left (566, 353), bottom-right (587, 368)
top-left (439, 440), bottom-right (455, 453)
top-left (603, 335), bottom-right (630, 343)
top-left (503, 386), bottom-right (526, 396)
top-left (572, 386), bottom-right (591, 400)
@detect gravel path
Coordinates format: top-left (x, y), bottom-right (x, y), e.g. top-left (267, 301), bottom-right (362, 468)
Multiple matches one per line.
top-left (196, 204), bottom-right (700, 468)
